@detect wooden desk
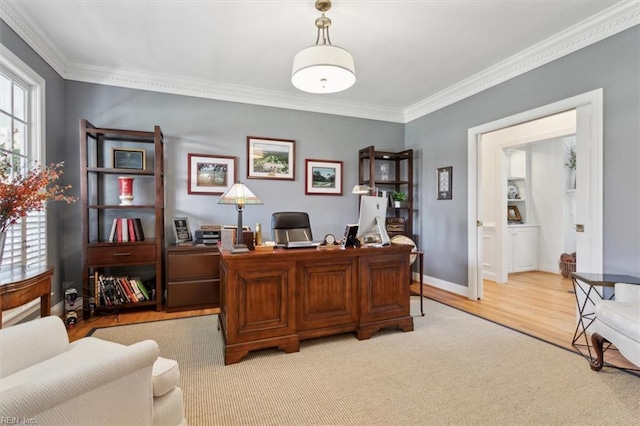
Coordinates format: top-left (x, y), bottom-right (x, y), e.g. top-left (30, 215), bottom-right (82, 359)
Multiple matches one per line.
top-left (0, 265), bottom-right (54, 328)
top-left (219, 244), bottom-right (414, 364)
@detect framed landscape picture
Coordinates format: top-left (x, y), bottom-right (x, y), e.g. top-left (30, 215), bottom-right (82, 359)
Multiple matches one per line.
top-left (247, 136), bottom-right (295, 180)
top-left (305, 159), bottom-right (343, 195)
top-left (188, 153), bottom-right (237, 195)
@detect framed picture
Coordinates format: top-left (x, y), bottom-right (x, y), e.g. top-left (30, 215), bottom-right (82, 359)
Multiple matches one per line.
top-left (188, 153), bottom-right (237, 195)
top-left (305, 159), bottom-right (343, 195)
top-left (112, 148), bottom-right (145, 170)
top-left (507, 205), bottom-right (522, 222)
top-left (437, 166), bottom-right (452, 200)
top-left (247, 136), bottom-right (295, 180)
top-left (171, 217), bottom-right (192, 243)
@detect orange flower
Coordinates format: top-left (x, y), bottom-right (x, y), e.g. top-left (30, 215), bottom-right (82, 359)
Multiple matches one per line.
top-left (1, 152), bottom-right (76, 233)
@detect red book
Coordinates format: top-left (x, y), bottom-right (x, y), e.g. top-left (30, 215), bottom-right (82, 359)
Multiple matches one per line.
top-left (128, 218), bottom-right (136, 242)
top-left (116, 218), bottom-right (123, 242)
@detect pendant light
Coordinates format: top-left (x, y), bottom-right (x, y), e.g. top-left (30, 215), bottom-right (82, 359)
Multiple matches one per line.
top-left (291, 0), bottom-right (356, 94)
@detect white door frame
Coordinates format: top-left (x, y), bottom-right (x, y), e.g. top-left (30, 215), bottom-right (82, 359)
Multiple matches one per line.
top-left (467, 89), bottom-right (603, 300)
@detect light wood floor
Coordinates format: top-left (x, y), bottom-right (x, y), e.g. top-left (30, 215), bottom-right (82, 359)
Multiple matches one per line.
top-left (67, 270), bottom-right (635, 369)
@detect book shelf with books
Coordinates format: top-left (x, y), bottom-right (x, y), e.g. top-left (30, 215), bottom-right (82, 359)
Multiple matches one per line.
top-left (80, 119), bottom-right (164, 319)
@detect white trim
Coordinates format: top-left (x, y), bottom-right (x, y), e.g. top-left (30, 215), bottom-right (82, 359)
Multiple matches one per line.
top-left (467, 89), bottom-right (604, 300)
top-left (423, 275), bottom-right (468, 298)
top-left (1, 1), bottom-right (637, 123)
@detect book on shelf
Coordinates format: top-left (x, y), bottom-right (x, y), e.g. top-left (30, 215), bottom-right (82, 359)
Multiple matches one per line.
top-left (92, 274), bottom-right (153, 307)
top-left (108, 218), bottom-right (145, 243)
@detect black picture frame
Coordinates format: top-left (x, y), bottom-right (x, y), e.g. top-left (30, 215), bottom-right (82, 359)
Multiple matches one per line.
top-left (112, 148), bottom-right (145, 170)
top-left (171, 217), bottom-right (192, 243)
top-left (437, 166), bottom-right (452, 200)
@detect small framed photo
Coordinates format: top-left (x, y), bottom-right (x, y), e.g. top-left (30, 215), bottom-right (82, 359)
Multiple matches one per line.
top-left (247, 136), bottom-right (295, 180)
top-left (305, 159), bottom-right (343, 195)
top-left (188, 153), bottom-right (237, 195)
top-left (171, 217), bottom-right (192, 243)
top-left (437, 166), bottom-right (452, 200)
top-left (112, 148), bottom-right (145, 170)
top-left (507, 205), bottom-right (522, 222)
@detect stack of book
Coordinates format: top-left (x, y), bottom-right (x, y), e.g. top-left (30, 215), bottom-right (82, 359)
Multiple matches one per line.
top-left (108, 218), bottom-right (145, 242)
top-left (91, 273), bottom-right (154, 306)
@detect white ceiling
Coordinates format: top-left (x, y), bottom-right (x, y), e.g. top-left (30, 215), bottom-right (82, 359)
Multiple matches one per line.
top-left (2, 1), bottom-right (637, 122)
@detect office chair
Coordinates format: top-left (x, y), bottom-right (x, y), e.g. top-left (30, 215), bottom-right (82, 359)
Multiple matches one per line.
top-left (271, 212), bottom-right (313, 245)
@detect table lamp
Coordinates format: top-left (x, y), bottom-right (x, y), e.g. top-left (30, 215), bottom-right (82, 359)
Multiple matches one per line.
top-left (218, 182), bottom-right (263, 253)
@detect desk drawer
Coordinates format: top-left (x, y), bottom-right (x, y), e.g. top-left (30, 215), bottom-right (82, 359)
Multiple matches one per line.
top-left (88, 244), bottom-right (156, 266)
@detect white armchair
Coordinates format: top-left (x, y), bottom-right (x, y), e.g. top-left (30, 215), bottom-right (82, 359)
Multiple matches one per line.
top-left (0, 315), bottom-right (186, 425)
top-left (590, 283), bottom-right (640, 371)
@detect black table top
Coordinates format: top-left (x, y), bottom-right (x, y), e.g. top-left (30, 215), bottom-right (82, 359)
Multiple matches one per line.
top-left (570, 272), bottom-right (640, 286)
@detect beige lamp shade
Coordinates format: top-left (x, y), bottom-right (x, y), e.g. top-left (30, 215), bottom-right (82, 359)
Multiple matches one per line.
top-left (218, 183), bottom-right (263, 207)
top-left (292, 45), bottom-right (356, 94)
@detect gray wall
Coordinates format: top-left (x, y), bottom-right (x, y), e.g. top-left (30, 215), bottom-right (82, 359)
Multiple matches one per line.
top-left (61, 83), bottom-right (404, 290)
top-left (407, 25), bottom-right (640, 286)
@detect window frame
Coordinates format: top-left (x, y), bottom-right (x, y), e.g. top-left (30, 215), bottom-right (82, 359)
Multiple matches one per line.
top-left (1, 42), bottom-right (47, 267)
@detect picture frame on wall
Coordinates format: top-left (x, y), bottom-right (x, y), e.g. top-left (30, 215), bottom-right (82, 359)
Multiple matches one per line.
top-left (305, 159), bottom-right (343, 195)
top-left (187, 153), bottom-right (237, 195)
top-left (437, 166), bottom-right (453, 200)
top-left (171, 217), bottom-right (192, 243)
top-left (112, 148), bottom-right (145, 170)
top-left (247, 136), bottom-right (295, 180)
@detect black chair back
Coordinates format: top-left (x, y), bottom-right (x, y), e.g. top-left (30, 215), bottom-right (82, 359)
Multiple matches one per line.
top-left (271, 212), bottom-right (313, 244)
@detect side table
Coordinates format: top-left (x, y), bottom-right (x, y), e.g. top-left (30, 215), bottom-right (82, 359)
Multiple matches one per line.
top-left (0, 265), bottom-right (54, 328)
top-left (570, 272), bottom-right (640, 363)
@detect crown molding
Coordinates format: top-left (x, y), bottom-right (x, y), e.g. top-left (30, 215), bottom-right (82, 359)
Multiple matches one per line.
top-left (3, 1), bottom-right (638, 124)
top-left (403, 1), bottom-right (640, 123)
top-left (65, 64), bottom-right (405, 123)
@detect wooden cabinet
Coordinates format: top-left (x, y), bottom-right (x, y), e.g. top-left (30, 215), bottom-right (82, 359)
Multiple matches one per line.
top-left (80, 119), bottom-right (164, 318)
top-left (166, 245), bottom-right (220, 312)
top-left (358, 146), bottom-right (414, 238)
top-left (506, 225), bottom-right (539, 273)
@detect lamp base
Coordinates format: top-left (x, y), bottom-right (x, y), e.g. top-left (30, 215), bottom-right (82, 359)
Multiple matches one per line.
top-left (230, 244), bottom-right (250, 254)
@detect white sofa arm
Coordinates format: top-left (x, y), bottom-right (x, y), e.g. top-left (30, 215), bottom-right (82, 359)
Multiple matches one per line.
top-left (0, 339), bottom-right (160, 424)
top-left (0, 316), bottom-right (69, 379)
top-left (615, 283), bottom-right (640, 303)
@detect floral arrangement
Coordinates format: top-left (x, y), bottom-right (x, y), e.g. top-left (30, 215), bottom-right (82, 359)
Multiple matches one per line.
top-left (565, 145), bottom-right (576, 169)
top-left (0, 151), bottom-right (76, 233)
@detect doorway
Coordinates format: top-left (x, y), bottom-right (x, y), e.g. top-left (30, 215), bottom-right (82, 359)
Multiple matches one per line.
top-left (481, 111), bottom-right (577, 284)
top-left (467, 89), bottom-right (603, 300)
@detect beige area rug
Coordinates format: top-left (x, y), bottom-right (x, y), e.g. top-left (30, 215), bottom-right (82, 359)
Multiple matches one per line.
top-left (90, 298), bottom-right (640, 425)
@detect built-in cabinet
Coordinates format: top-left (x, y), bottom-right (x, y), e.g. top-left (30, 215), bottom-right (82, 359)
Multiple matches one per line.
top-left (506, 225), bottom-right (540, 273)
top-left (358, 146), bottom-right (414, 238)
top-left (80, 119), bottom-right (164, 318)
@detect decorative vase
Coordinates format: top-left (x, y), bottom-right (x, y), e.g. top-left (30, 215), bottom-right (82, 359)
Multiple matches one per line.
top-left (118, 176), bottom-right (135, 205)
top-left (379, 163), bottom-right (390, 181)
top-left (567, 169), bottom-right (576, 190)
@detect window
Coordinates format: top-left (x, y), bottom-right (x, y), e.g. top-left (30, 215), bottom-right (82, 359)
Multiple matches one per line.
top-left (1, 44), bottom-right (46, 267)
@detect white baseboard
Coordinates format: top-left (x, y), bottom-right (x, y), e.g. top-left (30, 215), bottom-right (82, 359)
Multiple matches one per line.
top-left (1, 298), bottom-right (67, 327)
top-left (419, 273), bottom-right (470, 298)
